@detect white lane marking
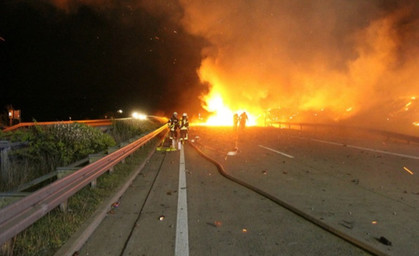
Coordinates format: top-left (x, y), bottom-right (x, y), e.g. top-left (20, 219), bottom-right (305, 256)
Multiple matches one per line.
top-left (310, 138), bottom-right (343, 146)
top-left (175, 146), bottom-right (189, 256)
top-left (311, 138), bottom-right (419, 160)
top-left (259, 145), bottom-right (294, 159)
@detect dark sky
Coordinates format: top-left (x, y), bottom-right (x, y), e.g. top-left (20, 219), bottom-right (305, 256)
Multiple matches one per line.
top-left (0, 0), bottom-right (208, 121)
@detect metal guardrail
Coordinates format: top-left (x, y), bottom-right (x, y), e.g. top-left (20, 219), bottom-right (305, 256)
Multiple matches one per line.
top-left (271, 121), bottom-right (419, 144)
top-left (2, 119), bottom-right (113, 132)
top-left (0, 125), bottom-right (167, 246)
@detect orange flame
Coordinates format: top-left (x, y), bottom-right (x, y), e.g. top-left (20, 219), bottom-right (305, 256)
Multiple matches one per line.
top-left (181, 3), bottom-right (419, 132)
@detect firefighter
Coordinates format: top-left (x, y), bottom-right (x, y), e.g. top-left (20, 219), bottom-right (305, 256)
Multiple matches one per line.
top-left (239, 111), bottom-right (248, 130)
top-left (168, 112), bottom-right (179, 147)
top-left (233, 113), bottom-right (239, 132)
top-left (179, 113), bottom-right (189, 144)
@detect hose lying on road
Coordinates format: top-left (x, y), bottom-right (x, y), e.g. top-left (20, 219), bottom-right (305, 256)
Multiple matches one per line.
top-left (188, 141), bottom-right (390, 256)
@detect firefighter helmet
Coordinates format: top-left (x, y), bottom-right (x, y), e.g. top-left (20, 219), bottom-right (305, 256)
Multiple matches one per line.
top-left (183, 113), bottom-right (187, 117)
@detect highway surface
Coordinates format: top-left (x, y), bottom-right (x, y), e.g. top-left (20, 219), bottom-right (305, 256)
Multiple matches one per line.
top-left (72, 126), bottom-right (418, 256)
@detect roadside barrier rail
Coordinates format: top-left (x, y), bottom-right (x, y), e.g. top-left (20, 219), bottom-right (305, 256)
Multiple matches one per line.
top-left (2, 119), bottom-right (113, 132)
top-left (0, 125), bottom-right (167, 246)
top-left (270, 121), bottom-right (419, 144)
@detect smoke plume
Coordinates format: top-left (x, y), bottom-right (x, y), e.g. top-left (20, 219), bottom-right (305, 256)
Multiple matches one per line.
top-left (41, 0), bottom-right (419, 133)
top-left (176, 0), bottom-right (419, 133)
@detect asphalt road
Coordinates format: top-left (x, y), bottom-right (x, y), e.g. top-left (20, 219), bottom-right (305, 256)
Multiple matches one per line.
top-left (77, 126), bottom-right (419, 256)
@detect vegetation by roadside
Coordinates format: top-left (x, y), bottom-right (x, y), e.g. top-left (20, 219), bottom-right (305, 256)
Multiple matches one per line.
top-left (10, 137), bottom-right (160, 256)
top-left (0, 118), bottom-right (165, 255)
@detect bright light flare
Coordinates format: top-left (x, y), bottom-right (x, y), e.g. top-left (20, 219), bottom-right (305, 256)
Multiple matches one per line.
top-left (199, 93), bottom-right (258, 126)
top-left (132, 112), bottom-right (147, 120)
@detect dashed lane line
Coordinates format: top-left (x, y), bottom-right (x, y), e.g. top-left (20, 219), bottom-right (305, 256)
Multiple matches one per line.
top-left (258, 145), bottom-right (295, 159)
top-left (310, 138), bottom-right (419, 160)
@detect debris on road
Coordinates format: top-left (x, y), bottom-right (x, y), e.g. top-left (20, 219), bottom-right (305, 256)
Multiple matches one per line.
top-left (376, 236), bottom-right (392, 246)
top-left (403, 166), bottom-right (414, 175)
top-left (206, 221), bottom-right (222, 228)
top-left (159, 215), bottom-right (165, 221)
top-left (339, 220), bottom-right (354, 229)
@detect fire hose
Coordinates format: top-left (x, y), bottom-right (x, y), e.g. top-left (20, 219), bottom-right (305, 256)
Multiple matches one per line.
top-left (188, 141), bottom-right (390, 256)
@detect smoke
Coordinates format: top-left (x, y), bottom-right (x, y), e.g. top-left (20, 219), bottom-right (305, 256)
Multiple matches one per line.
top-left (176, 0), bottom-right (419, 133)
top-left (42, 0), bottom-right (419, 133)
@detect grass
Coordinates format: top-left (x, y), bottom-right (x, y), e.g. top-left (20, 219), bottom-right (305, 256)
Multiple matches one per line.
top-left (8, 137), bottom-right (160, 256)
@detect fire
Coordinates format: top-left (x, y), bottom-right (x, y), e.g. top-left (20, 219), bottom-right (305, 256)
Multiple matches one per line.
top-left (180, 2), bottom-right (419, 132)
top-left (201, 92), bottom-right (258, 126)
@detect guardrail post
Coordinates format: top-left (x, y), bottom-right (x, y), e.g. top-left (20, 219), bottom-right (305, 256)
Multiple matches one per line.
top-left (88, 153), bottom-right (106, 187)
top-left (0, 141), bottom-right (11, 184)
top-left (56, 167), bottom-right (80, 212)
top-left (90, 179), bottom-right (97, 188)
top-left (1, 238), bottom-right (14, 256)
top-left (59, 200), bottom-right (68, 212)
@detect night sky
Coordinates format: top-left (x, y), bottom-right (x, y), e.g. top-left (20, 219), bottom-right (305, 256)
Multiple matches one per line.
top-left (0, 0), bottom-right (208, 122)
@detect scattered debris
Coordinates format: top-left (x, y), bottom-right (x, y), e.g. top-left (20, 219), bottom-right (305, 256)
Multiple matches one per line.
top-left (166, 191), bottom-right (172, 195)
top-left (206, 222), bottom-right (217, 228)
top-left (262, 170), bottom-right (267, 175)
top-left (242, 228), bottom-right (248, 233)
top-left (283, 171), bottom-right (288, 174)
top-left (111, 202), bottom-right (120, 208)
top-left (72, 251), bottom-right (79, 256)
top-left (207, 221), bottom-right (222, 228)
top-left (159, 215), bottom-right (165, 221)
top-left (351, 179), bottom-right (359, 185)
top-left (403, 166), bottom-right (414, 175)
top-left (227, 150), bottom-right (238, 156)
top-left (371, 220), bottom-right (378, 225)
top-left (339, 220), bottom-right (354, 229)
top-left (376, 236), bottom-right (392, 246)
